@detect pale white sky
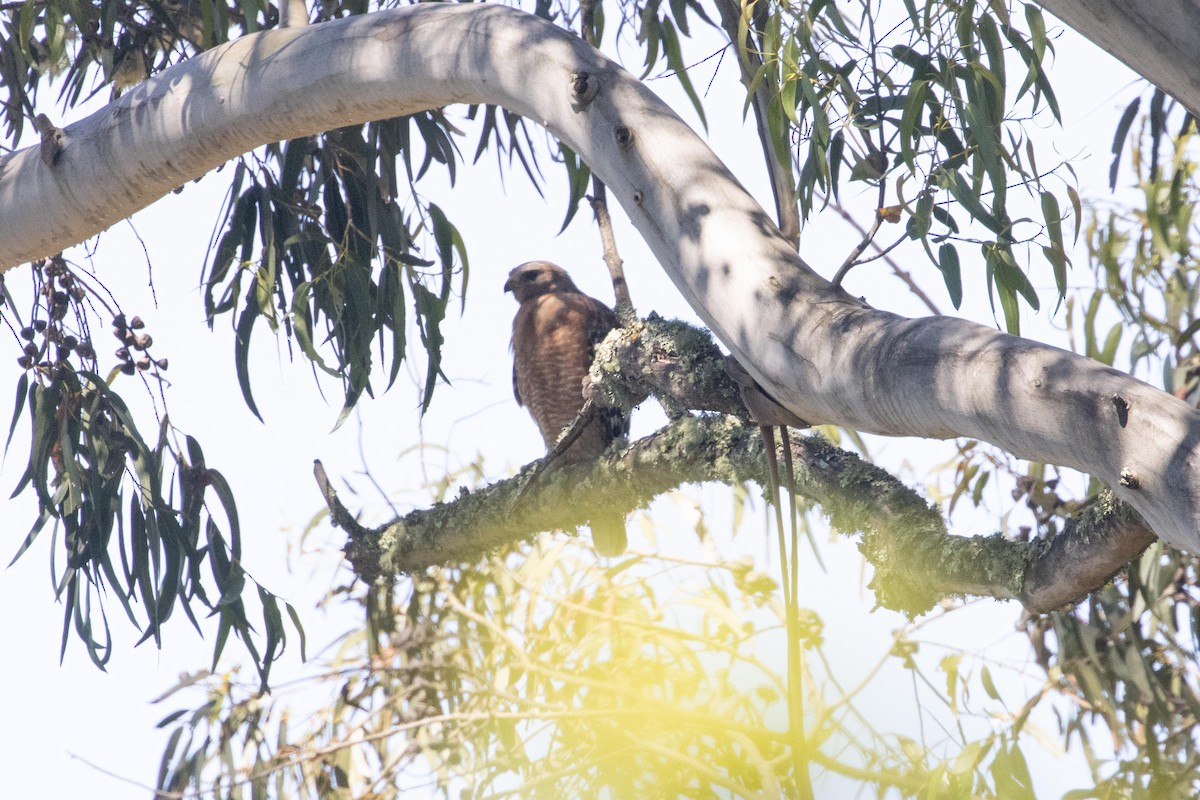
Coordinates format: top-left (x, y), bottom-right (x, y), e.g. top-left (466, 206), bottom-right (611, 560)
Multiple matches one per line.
top-left (0, 7), bottom-right (1148, 797)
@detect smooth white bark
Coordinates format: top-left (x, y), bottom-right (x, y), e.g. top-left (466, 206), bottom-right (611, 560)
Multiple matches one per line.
top-left (1, 5), bottom-right (1199, 550)
top-left (278, 0), bottom-right (309, 28)
top-left (1037, 0), bottom-right (1200, 118)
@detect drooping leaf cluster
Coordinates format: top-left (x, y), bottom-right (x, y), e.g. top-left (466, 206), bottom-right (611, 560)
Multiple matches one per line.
top-left (0, 0), bottom-right (479, 677)
top-left (926, 91), bottom-right (1200, 798)
top-left (202, 118), bottom-right (470, 424)
top-left (1088, 88), bottom-right (1200, 389)
top-left (2, 260), bottom-right (301, 684)
top-left (729, 0), bottom-right (1076, 329)
top-left (1004, 87), bottom-right (1200, 800)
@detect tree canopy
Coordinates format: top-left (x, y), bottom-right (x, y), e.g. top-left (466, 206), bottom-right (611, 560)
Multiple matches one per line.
top-left (4, 0), bottom-right (1200, 796)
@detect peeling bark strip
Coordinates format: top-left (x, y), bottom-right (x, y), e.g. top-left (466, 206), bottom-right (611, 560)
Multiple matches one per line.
top-left (3, 5), bottom-right (1200, 549)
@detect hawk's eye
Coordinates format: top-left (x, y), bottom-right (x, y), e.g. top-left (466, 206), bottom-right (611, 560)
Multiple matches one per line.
top-left (523, 271), bottom-right (539, 282)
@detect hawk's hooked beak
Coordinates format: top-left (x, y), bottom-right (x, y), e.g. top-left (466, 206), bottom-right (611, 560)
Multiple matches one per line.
top-left (502, 275), bottom-right (515, 294)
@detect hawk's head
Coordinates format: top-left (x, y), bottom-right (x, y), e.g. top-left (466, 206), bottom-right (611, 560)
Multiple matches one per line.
top-left (504, 261), bottom-right (579, 302)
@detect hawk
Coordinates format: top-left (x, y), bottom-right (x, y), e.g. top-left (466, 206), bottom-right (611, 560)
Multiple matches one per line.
top-left (504, 261), bottom-right (630, 555)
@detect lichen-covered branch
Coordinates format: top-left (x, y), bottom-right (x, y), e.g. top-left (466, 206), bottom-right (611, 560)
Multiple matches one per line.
top-left (326, 320), bottom-right (1154, 616)
top-left (330, 413), bottom-right (1150, 616)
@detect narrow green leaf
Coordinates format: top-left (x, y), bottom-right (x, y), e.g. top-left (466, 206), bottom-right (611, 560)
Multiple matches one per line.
top-left (899, 80), bottom-right (929, 171)
top-left (1084, 290), bottom-right (1102, 359)
top-left (981, 665), bottom-right (1000, 700)
top-left (1099, 323), bottom-right (1123, 366)
top-left (1040, 191), bottom-right (1068, 299)
top-left (259, 587), bottom-right (283, 687)
top-left (212, 609), bottom-right (233, 672)
top-left (8, 507), bottom-right (52, 567)
top-left (963, 88), bottom-right (1005, 209)
top-left (59, 573), bottom-right (76, 664)
top-left (1066, 185), bottom-right (1083, 244)
top-left (130, 498), bottom-right (161, 645)
top-left (796, 67), bottom-right (830, 144)
top-left (991, 742), bottom-right (1036, 800)
top-left (1024, 4), bottom-right (1047, 62)
top-left (289, 282), bottom-right (339, 377)
top-left (986, 0), bottom-right (1010, 26)
top-left (428, 203), bottom-right (470, 309)
top-left (951, 741), bottom-right (987, 775)
top-left (937, 243), bottom-right (963, 308)
top-left (1175, 318), bottom-right (1200, 348)
top-left (984, 244), bottom-right (1020, 334)
top-left (931, 204), bottom-right (960, 234)
top-left (157, 726), bottom-right (185, 792)
top-left (891, 45), bottom-right (933, 77)
top-left (285, 602), bottom-right (307, 662)
top-left (1109, 98), bottom-right (1141, 190)
top-left (409, 275), bottom-right (450, 415)
top-left (5, 371), bottom-right (28, 454)
top-left (556, 145), bottom-right (592, 234)
top-left (820, 0), bottom-right (854, 38)
top-left (946, 170), bottom-right (1001, 232)
top-left (907, 193), bottom-right (933, 240)
top-left (27, 382), bottom-right (59, 508)
top-left (976, 14), bottom-right (1005, 88)
top-left (994, 245), bottom-right (1040, 310)
top-left (234, 290), bottom-right (264, 422)
top-left (97, 544), bottom-right (139, 627)
top-left (659, 18), bottom-right (707, 130)
top-left (206, 469), bottom-right (241, 562)
top-left (214, 560), bottom-right (246, 610)
top-left (827, 131), bottom-right (845, 200)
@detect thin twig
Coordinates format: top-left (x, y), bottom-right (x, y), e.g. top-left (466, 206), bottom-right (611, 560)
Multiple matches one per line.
top-left (831, 208), bottom-right (885, 287)
top-left (511, 397), bottom-right (598, 503)
top-left (832, 5), bottom-right (894, 293)
top-left (588, 188), bottom-right (633, 314)
top-left (822, 193), bottom-right (943, 315)
top-left (313, 459), bottom-right (373, 539)
top-left (580, 0), bottom-right (634, 315)
top-left (66, 752), bottom-right (179, 799)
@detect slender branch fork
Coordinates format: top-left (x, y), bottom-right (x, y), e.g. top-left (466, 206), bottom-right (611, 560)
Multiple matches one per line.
top-left (580, 0), bottom-right (634, 315)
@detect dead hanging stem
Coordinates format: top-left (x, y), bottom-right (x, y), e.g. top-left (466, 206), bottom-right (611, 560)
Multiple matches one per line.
top-left (760, 424), bottom-right (815, 800)
top-left (580, 0), bottom-right (634, 316)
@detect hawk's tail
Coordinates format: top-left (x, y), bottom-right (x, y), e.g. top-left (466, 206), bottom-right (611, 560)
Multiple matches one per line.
top-left (589, 509), bottom-right (628, 557)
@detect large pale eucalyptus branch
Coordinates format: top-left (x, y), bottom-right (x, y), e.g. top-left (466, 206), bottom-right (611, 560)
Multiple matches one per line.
top-left (2, 5), bottom-right (1199, 552)
top-left (1036, 0), bottom-right (1200, 118)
